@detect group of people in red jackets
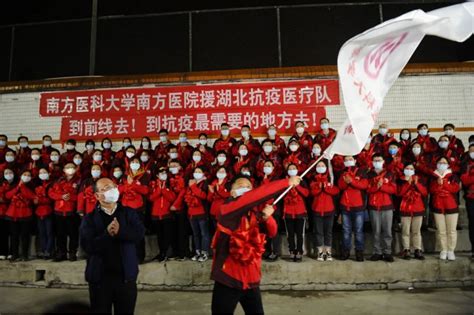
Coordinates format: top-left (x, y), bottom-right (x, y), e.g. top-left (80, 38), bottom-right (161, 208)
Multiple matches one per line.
top-left (0, 118), bottom-right (473, 264)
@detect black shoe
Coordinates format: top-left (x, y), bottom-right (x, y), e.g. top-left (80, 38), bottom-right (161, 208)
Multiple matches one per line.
top-left (295, 252), bottom-right (303, 262)
top-left (383, 254), bottom-right (394, 262)
top-left (9, 255), bottom-right (19, 262)
top-left (456, 224), bottom-right (463, 230)
top-left (20, 255), bottom-right (29, 262)
top-left (370, 254), bottom-right (383, 261)
top-left (157, 255), bottom-right (167, 263)
top-left (414, 249), bottom-right (425, 260)
top-left (340, 250), bottom-right (350, 261)
top-left (68, 253), bottom-right (77, 262)
top-left (400, 249), bottom-right (411, 260)
top-left (355, 250), bottom-right (364, 262)
top-left (53, 255), bottom-right (66, 262)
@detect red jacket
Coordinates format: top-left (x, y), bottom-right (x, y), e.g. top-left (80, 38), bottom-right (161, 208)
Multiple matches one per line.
top-left (34, 181), bottom-right (54, 219)
top-left (77, 178), bottom-right (99, 215)
top-left (283, 180), bottom-right (309, 218)
top-left (397, 176), bottom-right (428, 216)
top-left (211, 179), bottom-right (288, 290)
top-left (338, 167), bottom-right (368, 212)
top-left (0, 180), bottom-right (15, 217)
top-left (371, 133), bottom-right (395, 156)
top-left (283, 151), bottom-right (309, 173)
top-left (255, 152), bottom-right (283, 179)
top-left (232, 137), bottom-right (262, 158)
top-left (313, 128), bottom-right (337, 151)
top-left (5, 183), bottom-right (36, 221)
top-left (207, 178), bottom-right (231, 217)
top-left (184, 180), bottom-right (208, 219)
top-left (412, 135), bottom-right (438, 155)
top-left (149, 179), bottom-right (176, 220)
top-left (119, 173), bottom-right (150, 211)
top-left (367, 170), bottom-right (397, 211)
top-left (169, 173), bottom-right (186, 211)
top-left (213, 136), bottom-right (237, 153)
top-left (429, 171), bottom-right (461, 214)
top-left (292, 132), bottom-right (313, 153)
top-left (310, 174), bottom-right (339, 216)
top-left (461, 167), bottom-right (474, 199)
top-left (48, 176), bottom-right (81, 215)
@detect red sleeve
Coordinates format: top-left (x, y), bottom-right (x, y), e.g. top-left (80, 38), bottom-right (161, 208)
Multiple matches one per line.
top-left (264, 215), bottom-right (278, 238)
top-left (323, 183), bottom-right (340, 196)
top-left (461, 172), bottom-right (474, 186)
top-left (398, 182), bottom-right (410, 197)
top-left (415, 182), bottom-right (428, 197)
top-left (295, 184), bottom-right (309, 197)
top-left (77, 191), bottom-right (85, 213)
top-left (48, 183), bottom-right (63, 201)
top-left (131, 181), bottom-right (149, 196)
top-left (148, 184), bottom-right (161, 201)
top-left (337, 174), bottom-right (348, 190)
top-left (367, 179), bottom-right (379, 193)
top-left (310, 181), bottom-right (322, 196)
top-left (190, 183), bottom-right (207, 200)
top-left (162, 187), bottom-right (177, 202)
top-left (443, 177), bottom-right (461, 193)
top-left (380, 181), bottom-right (397, 194)
top-left (5, 186), bottom-right (19, 200)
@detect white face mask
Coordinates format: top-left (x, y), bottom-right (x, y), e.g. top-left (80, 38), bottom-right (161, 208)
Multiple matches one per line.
top-left (316, 166), bottom-right (327, 174)
top-left (39, 173), bottom-right (49, 181)
top-left (312, 148), bottom-right (321, 156)
top-left (86, 144), bottom-right (94, 151)
top-left (288, 169), bottom-right (298, 177)
top-left (193, 172), bottom-right (204, 180)
top-left (50, 155), bottom-right (59, 162)
top-left (444, 129), bottom-right (454, 137)
top-left (268, 129), bottom-right (276, 137)
top-left (289, 145), bottom-right (298, 152)
top-left (130, 163), bottom-right (140, 171)
top-left (199, 139), bottom-right (207, 146)
top-left (73, 158), bottom-right (82, 165)
top-left (123, 142), bottom-right (131, 149)
top-left (241, 171), bottom-right (251, 176)
top-left (221, 129), bottom-right (230, 137)
top-left (103, 143), bottom-right (111, 149)
top-left (192, 155), bottom-right (202, 162)
top-left (169, 167), bottom-right (179, 175)
top-left (437, 163), bottom-right (449, 172)
top-left (320, 123), bottom-right (329, 130)
top-left (142, 141), bottom-right (150, 149)
top-left (373, 161), bottom-right (384, 170)
top-left (241, 131), bottom-right (249, 139)
top-left (412, 147), bottom-right (421, 156)
top-left (19, 142), bottom-right (28, 148)
top-left (91, 170), bottom-right (101, 178)
top-left (234, 187), bottom-right (251, 197)
top-left (217, 156), bottom-right (226, 163)
top-left (418, 129), bottom-right (428, 136)
top-left (379, 128), bottom-right (388, 136)
top-left (401, 133), bottom-right (410, 140)
top-left (263, 146), bottom-right (273, 154)
top-left (4, 173), bottom-right (13, 181)
top-left (113, 171), bottom-right (123, 179)
top-left (159, 173), bottom-right (168, 181)
top-left (5, 155), bottom-right (14, 163)
top-left (438, 141), bottom-right (449, 149)
top-left (296, 127), bottom-right (304, 134)
top-left (43, 140), bottom-right (52, 147)
top-left (404, 169), bottom-right (415, 177)
top-left (344, 160), bottom-right (355, 167)
top-left (66, 144), bottom-right (75, 151)
top-left (160, 136), bottom-right (168, 143)
top-left (21, 175), bottom-right (31, 183)
top-left (239, 150), bottom-right (248, 156)
top-left (169, 152), bottom-right (178, 159)
top-left (470, 152), bottom-right (474, 160)
top-left (103, 187), bottom-right (120, 203)
top-left (216, 172), bottom-right (226, 180)
top-left (263, 167), bottom-right (273, 175)
top-left (93, 155), bottom-right (102, 162)
top-left (0, 140), bottom-right (5, 146)
top-left (179, 137), bottom-right (187, 143)
top-left (140, 155), bottom-right (149, 163)
top-left (126, 152), bottom-right (135, 159)
top-left (31, 154), bottom-right (40, 161)
top-left (65, 168), bottom-right (76, 176)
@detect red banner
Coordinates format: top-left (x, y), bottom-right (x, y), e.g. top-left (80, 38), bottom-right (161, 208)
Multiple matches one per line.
top-left (38, 79), bottom-right (340, 141)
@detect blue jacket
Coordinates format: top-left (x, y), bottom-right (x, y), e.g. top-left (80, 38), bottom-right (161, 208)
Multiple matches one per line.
top-left (80, 203), bottom-right (145, 284)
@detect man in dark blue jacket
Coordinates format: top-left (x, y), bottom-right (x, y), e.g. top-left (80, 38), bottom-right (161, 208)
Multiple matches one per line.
top-left (80, 177), bottom-right (145, 314)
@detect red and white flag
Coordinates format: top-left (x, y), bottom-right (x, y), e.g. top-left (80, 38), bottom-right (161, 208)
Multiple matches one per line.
top-left (324, 2), bottom-right (474, 159)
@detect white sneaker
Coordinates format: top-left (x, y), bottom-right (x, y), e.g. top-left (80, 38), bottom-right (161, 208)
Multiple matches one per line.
top-left (325, 251), bottom-right (333, 261)
top-left (439, 251), bottom-right (447, 260)
top-left (6, 255), bottom-right (12, 260)
top-left (0, 255), bottom-right (6, 260)
top-left (191, 251), bottom-right (201, 261)
top-left (198, 253), bottom-right (208, 262)
top-left (317, 251), bottom-right (324, 261)
top-left (447, 251), bottom-right (456, 261)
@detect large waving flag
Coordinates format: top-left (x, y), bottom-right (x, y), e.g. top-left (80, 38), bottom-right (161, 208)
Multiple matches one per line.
top-left (324, 2), bottom-right (474, 159)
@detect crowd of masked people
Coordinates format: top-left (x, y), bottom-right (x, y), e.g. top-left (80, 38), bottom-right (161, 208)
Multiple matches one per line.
top-left (0, 118), bottom-right (473, 265)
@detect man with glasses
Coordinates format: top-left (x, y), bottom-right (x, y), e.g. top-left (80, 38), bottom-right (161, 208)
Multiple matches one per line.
top-left (80, 178), bottom-right (145, 314)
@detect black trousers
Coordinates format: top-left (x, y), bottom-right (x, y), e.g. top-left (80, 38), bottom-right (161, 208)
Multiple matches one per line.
top-left (0, 218), bottom-right (10, 256)
top-left (9, 220), bottom-right (31, 258)
top-left (135, 211), bottom-right (146, 262)
top-left (211, 281), bottom-right (264, 315)
top-left (89, 274), bottom-right (137, 314)
top-left (55, 214), bottom-right (78, 256)
top-left (312, 213), bottom-right (334, 248)
top-left (152, 218), bottom-right (174, 257)
top-left (172, 211), bottom-right (190, 258)
top-left (467, 198), bottom-right (474, 252)
top-left (285, 217), bottom-right (305, 254)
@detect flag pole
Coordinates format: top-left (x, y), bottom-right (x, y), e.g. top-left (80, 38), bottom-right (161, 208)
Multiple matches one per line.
top-left (272, 154), bottom-right (325, 205)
